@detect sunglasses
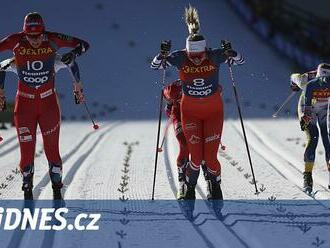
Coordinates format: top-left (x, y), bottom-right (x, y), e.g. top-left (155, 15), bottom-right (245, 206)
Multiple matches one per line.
top-left (26, 34), bottom-right (43, 40)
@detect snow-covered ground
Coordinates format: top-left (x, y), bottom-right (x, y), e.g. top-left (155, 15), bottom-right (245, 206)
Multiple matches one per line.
top-left (1, 119), bottom-right (330, 248)
top-left (1, 0), bottom-right (330, 247)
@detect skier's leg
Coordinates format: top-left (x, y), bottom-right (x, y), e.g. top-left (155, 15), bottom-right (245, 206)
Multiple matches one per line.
top-left (303, 119), bottom-right (318, 192)
top-left (318, 110), bottom-right (330, 164)
top-left (203, 94), bottom-right (223, 200)
top-left (39, 94), bottom-right (63, 199)
top-left (14, 96), bottom-right (38, 199)
top-left (180, 110), bottom-right (203, 200)
top-left (173, 118), bottom-right (189, 199)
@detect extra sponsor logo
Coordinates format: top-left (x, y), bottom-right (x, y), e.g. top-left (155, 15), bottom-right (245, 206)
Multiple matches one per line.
top-left (18, 47), bottom-right (53, 56)
top-left (312, 89), bottom-right (330, 98)
top-left (189, 135), bottom-right (201, 144)
top-left (205, 134), bottom-right (221, 143)
top-left (57, 34), bottom-right (73, 41)
top-left (182, 65), bottom-right (216, 74)
top-left (42, 122), bottom-right (60, 136)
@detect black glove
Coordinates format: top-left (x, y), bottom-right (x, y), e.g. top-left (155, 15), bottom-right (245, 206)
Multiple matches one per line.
top-left (61, 52), bottom-right (75, 65)
top-left (160, 40), bottom-right (171, 58)
top-left (0, 95), bottom-right (6, 111)
top-left (221, 40), bottom-right (237, 58)
top-left (300, 115), bottom-right (312, 131)
top-left (290, 82), bottom-right (300, 92)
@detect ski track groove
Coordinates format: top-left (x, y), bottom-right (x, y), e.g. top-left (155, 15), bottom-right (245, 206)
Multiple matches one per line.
top-left (246, 122), bottom-right (330, 192)
top-left (62, 122), bottom-right (122, 198)
top-left (7, 122), bottom-right (121, 248)
top-left (163, 138), bottom-right (217, 248)
top-left (33, 122), bottom-right (118, 199)
top-left (195, 186), bottom-right (250, 248)
top-left (231, 122), bottom-right (330, 211)
top-left (0, 132), bottom-right (18, 150)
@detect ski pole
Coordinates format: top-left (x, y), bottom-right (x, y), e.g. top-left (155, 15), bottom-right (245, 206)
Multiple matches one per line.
top-left (151, 69), bottom-right (166, 200)
top-left (158, 118), bottom-right (172, 153)
top-left (68, 68), bottom-right (99, 130)
top-left (272, 91), bottom-right (297, 118)
top-left (226, 63), bottom-right (259, 194)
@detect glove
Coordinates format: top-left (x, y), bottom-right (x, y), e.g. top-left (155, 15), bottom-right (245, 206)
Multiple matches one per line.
top-left (61, 52), bottom-right (75, 65)
top-left (0, 90), bottom-right (6, 111)
top-left (290, 82), bottom-right (300, 92)
top-left (300, 114), bottom-right (312, 131)
top-left (73, 82), bottom-right (85, 104)
top-left (221, 40), bottom-right (237, 58)
top-left (160, 40), bottom-right (171, 58)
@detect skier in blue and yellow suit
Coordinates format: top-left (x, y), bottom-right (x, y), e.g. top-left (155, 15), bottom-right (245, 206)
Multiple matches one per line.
top-left (290, 63), bottom-right (330, 193)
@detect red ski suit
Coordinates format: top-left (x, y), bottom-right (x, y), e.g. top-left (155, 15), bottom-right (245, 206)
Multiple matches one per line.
top-left (165, 49), bottom-right (228, 177)
top-left (163, 80), bottom-right (189, 166)
top-left (0, 32), bottom-right (89, 173)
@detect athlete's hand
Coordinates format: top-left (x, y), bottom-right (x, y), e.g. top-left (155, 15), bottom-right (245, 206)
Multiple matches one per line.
top-left (300, 114), bottom-right (312, 131)
top-left (61, 52), bottom-right (75, 65)
top-left (160, 40), bottom-right (171, 58)
top-left (221, 40), bottom-right (237, 58)
top-left (73, 81), bottom-right (85, 104)
top-left (290, 82), bottom-right (300, 92)
top-left (0, 89), bottom-right (6, 111)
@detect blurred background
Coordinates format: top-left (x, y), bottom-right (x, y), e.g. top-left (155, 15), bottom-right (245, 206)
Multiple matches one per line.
top-left (0, 0), bottom-right (329, 128)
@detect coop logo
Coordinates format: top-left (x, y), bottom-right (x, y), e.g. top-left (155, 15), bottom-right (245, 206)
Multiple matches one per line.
top-left (18, 47), bottom-right (53, 56)
top-left (23, 76), bottom-right (48, 84)
top-left (188, 89), bottom-right (212, 96)
top-left (0, 207), bottom-right (101, 231)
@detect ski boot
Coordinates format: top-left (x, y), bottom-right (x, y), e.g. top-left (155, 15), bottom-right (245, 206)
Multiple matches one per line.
top-left (176, 161), bottom-right (188, 200)
top-left (179, 162), bottom-right (199, 220)
top-left (206, 172), bottom-right (223, 218)
top-left (303, 171), bottom-right (313, 194)
top-left (21, 165), bottom-right (34, 200)
top-left (49, 162), bottom-right (64, 204)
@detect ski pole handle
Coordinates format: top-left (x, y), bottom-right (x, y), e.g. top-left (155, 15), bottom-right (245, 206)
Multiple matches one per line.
top-left (272, 91), bottom-right (297, 118)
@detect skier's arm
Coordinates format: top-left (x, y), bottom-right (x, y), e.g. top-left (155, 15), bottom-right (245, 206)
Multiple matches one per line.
top-left (0, 33), bottom-right (21, 52)
top-left (151, 50), bottom-right (185, 70)
top-left (290, 71), bottom-right (316, 90)
top-left (48, 32), bottom-right (89, 65)
top-left (54, 54), bottom-right (80, 82)
top-left (211, 48), bottom-right (245, 65)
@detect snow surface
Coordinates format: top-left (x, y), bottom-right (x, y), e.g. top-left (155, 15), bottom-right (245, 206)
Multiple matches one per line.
top-left (0, 0), bottom-right (330, 247)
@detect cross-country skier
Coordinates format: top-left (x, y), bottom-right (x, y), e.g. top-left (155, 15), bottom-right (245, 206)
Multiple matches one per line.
top-left (0, 12), bottom-right (89, 200)
top-left (163, 79), bottom-right (189, 199)
top-left (151, 6), bottom-right (244, 210)
top-left (290, 63), bottom-right (330, 193)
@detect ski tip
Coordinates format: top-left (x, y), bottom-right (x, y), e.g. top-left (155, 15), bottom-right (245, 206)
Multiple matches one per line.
top-left (157, 148), bottom-right (163, 152)
top-left (93, 124), bottom-right (100, 130)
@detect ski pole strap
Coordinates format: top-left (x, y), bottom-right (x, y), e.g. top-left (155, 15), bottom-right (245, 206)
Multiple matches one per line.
top-left (272, 91), bottom-right (297, 118)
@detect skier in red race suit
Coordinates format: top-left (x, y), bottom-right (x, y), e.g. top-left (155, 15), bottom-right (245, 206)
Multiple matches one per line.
top-left (0, 12), bottom-right (89, 200)
top-left (163, 80), bottom-right (189, 198)
top-left (152, 6), bottom-right (244, 205)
